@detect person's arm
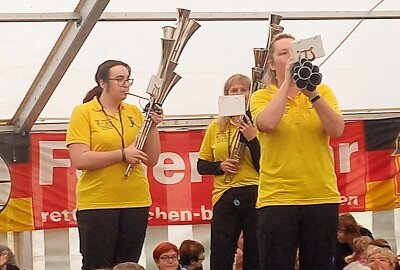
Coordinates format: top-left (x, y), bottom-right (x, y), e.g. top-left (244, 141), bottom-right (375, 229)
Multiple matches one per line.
top-left (246, 138), bottom-right (260, 172)
top-left (302, 90), bottom-right (344, 137)
top-left (66, 106), bottom-right (145, 170)
top-left (238, 114), bottom-right (260, 172)
top-left (256, 58), bottom-right (293, 132)
top-left (68, 143), bottom-right (133, 170)
top-left (142, 125), bottom-right (160, 167)
top-left (197, 159), bottom-right (225, 175)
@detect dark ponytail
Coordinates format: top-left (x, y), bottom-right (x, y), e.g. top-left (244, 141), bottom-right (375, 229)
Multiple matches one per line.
top-left (83, 86), bottom-right (102, 103)
top-left (82, 60), bottom-right (131, 103)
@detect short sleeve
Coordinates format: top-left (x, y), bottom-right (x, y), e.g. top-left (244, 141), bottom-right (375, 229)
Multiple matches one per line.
top-left (66, 105), bottom-right (91, 147)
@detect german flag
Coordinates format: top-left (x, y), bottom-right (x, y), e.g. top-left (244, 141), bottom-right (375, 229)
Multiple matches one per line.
top-left (364, 117), bottom-right (400, 210)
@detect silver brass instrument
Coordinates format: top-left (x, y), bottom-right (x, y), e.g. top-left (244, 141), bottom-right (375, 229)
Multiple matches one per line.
top-left (224, 14), bottom-right (284, 183)
top-left (124, 8), bottom-right (201, 179)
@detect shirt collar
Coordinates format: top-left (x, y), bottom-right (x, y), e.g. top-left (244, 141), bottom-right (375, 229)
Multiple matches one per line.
top-left (91, 96), bottom-right (127, 112)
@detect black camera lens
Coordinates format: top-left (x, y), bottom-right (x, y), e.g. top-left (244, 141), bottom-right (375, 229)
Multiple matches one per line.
top-left (303, 61), bottom-right (313, 69)
top-left (306, 83), bottom-right (317, 91)
top-left (312, 65), bottom-right (320, 73)
top-left (298, 66), bottom-right (311, 80)
top-left (296, 78), bottom-right (308, 89)
top-left (309, 72), bottom-right (322, 86)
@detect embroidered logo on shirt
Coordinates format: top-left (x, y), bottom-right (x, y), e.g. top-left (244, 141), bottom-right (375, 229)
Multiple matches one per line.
top-left (127, 116), bottom-right (135, 127)
top-left (96, 119), bottom-right (114, 130)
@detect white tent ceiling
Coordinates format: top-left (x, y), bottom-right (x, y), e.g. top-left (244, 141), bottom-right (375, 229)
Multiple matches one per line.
top-left (0, 0), bottom-right (399, 133)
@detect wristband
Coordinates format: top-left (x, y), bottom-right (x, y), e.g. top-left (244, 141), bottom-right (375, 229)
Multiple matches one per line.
top-left (121, 148), bottom-right (127, 162)
top-left (310, 94), bottom-right (321, 103)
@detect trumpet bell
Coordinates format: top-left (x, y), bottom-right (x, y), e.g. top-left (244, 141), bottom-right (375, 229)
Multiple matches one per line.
top-left (159, 72), bottom-right (182, 104)
top-left (269, 14), bottom-right (282, 25)
top-left (251, 67), bottom-right (264, 92)
top-left (253, 48), bottom-right (268, 69)
top-left (162, 26), bottom-right (176, 39)
top-left (171, 19), bottom-right (201, 62)
top-left (157, 38), bottom-right (175, 77)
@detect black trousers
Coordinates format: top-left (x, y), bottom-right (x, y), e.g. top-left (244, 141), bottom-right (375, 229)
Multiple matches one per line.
top-left (211, 185), bottom-right (259, 270)
top-left (76, 207), bottom-right (149, 270)
top-left (257, 203), bottom-right (339, 270)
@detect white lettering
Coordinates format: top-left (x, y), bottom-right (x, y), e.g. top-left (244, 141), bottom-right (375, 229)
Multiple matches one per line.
top-left (339, 142), bottom-right (359, 173)
top-left (148, 206), bottom-right (212, 222)
top-left (41, 209), bottom-right (77, 223)
top-left (189, 152), bottom-right (202, 183)
top-left (39, 141), bottom-right (70, 185)
top-left (153, 152), bottom-right (185, 184)
top-left (340, 195), bottom-right (359, 206)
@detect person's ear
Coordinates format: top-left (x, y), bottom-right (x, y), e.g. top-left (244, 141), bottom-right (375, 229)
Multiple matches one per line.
top-left (99, 79), bottom-right (107, 90)
top-left (267, 59), bottom-right (276, 71)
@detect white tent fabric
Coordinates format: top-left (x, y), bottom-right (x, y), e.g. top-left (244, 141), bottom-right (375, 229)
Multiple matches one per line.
top-left (0, 0), bottom-right (399, 122)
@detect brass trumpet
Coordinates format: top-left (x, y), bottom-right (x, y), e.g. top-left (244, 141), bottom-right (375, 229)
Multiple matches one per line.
top-left (224, 14), bottom-right (284, 183)
top-left (124, 8), bottom-right (201, 179)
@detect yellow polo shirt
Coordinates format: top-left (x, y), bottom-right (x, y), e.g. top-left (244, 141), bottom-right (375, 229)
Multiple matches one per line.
top-left (198, 119), bottom-right (259, 205)
top-left (250, 84), bottom-right (341, 208)
top-left (66, 96), bottom-right (151, 210)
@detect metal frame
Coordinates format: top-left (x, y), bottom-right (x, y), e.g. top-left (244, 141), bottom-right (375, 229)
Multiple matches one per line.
top-left (0, 11), bottom-right (400, 22)
top-left (9, 0), bottom-right (110, 133)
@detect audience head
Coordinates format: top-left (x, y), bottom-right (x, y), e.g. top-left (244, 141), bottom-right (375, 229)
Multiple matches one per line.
top-left (112, 262), bottom-right (145, 270)
top-left (179, 240), bottom-right (205, 269)
top-left (0, 244), bottom-right (17, 265)
top-left (153, 242), bottom-right (179, 270)
top-left (367, 238), bottom-right (392, 255)
top-left (337, 213), bottom-right (361, 244)
top-left (352, 236), bottom-right (372, 263)
top-left (367, 247), bottom-right (396, 270)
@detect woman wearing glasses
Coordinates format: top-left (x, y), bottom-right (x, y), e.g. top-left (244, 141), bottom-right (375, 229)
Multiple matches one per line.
top-left (67, 60), bottom-right (163, 270)
top-left (153, 242), bottom-right (180, 270)
top-left (179, 240), bottom-right (205, 270)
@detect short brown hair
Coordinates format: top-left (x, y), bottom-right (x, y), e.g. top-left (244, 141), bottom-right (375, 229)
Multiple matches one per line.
top-left (179, 240), bottom-right (205, 265)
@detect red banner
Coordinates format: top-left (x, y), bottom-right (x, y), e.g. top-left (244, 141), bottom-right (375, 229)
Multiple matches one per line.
top-left (0, 118), bottom-right (399, 231)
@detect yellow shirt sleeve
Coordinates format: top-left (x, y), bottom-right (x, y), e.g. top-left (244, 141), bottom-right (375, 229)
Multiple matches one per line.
top-left (198, 120), bottom-right (218, 162)
top-left (66, 105), bottom-right (90, 146)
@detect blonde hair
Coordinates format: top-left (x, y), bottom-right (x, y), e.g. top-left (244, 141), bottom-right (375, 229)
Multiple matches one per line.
top-left (367, 247), bottom-right (396, 268)
top-left (353, 236), bottom-right (372, 255)
top-left (218, 74), bottom-right (251, 132)
top-left (262, 33), bottom-right (295, 87)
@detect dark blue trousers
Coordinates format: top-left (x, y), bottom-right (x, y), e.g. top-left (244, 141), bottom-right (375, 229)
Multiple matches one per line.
top-left (211, 185), bottom-right (259, 270)
top-left (77, 207), bottom-right (149, 270)
top-left (257, 203), bottom-right (339, 270)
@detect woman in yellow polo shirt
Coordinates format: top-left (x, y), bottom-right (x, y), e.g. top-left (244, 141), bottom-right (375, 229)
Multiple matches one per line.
top-left (66, 60), bottom-right (163, 270)
top-left (197, 74), bottom-right (260, 269)
top-left (250, 33), bottom-right (344, 270)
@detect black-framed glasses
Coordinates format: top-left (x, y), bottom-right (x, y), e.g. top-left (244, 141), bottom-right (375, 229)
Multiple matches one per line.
top-left (159, 255), bottom-right (178, 262)
top-left (108, 77), bottom-right (134, 87)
